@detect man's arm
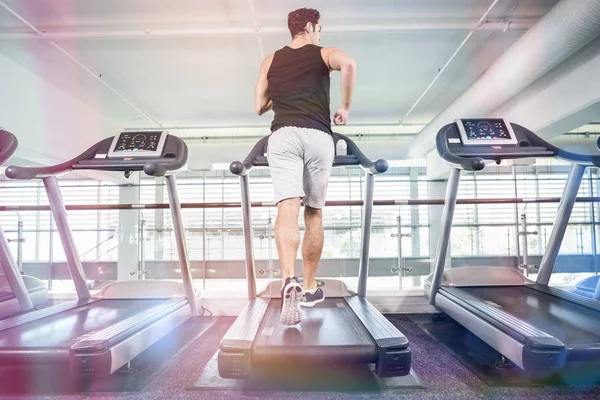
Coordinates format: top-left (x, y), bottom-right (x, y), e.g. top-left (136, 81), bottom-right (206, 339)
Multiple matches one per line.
top-left (254, 54), bottom-right (274, 115)
top-left (322, 48), bottom-right (356, 124)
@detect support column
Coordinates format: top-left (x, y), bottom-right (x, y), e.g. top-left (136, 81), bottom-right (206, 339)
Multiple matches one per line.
top-left (409, 167), bottom-right (421, 287)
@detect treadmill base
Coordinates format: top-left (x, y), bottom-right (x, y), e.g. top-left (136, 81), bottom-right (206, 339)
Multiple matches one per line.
top-left (0, 317), bottom-right (217, 395)
top-left (195, 352), bottom-right (423, 392)
top-left (409, 313), bottom-right (600, 387)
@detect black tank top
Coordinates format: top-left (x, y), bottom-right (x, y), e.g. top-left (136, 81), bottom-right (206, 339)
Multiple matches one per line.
top-left (267, 45), bottom-right (331, 134)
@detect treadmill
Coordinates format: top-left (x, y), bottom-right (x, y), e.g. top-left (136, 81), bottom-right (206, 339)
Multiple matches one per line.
top-left (425, 118), bottom-right (600, 371)
top-left (218, 132), bottom-right (411, 379)
top-left (0, 130), bottom-right (198, 375)
top-left (0, 129), bottom-right (48, 319)
top-left (570, 137), bottom-right (600, 301)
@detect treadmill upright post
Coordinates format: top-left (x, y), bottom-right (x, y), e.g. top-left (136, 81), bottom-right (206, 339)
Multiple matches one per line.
top-left (594, 277), bottom-right (600, 301)
top-left (429, 167), bottom-right (461, 304)
top-left (43, 176), bottom-right (91, 299)
top-left (165, 174), bottom-right (198, 317)
top-left (358, 172), bottom-right (375, 298)
top-left (537, 163), bottom-right (586, 285)
top-left (240, 174), bottom-right (257, 300)
top-left (0, 224), bottom-right (33, 310)
top-left (16, 215), bottom-right (23, 272)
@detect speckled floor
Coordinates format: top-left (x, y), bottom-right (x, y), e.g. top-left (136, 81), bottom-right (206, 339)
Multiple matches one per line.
top-left (1, 315), bottom-right (600, 400)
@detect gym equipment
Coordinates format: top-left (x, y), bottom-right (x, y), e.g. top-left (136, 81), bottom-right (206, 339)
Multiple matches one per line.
top-left (0, 129), bottom-right (47, 319)
top-left (425, 118), bottom-right (600, 371)
top-left (218, 132), bottom-right (411, 379)
top-left (0, 131), bottom-right (198, 375)
top-left (570, 137), bottom-right (600, 300)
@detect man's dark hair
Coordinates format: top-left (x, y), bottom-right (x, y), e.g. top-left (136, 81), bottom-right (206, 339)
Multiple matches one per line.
top-left (287, 8), bottom-right (320, 38)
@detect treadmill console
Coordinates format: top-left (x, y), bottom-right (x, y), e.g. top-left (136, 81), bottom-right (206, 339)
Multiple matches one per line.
top-left (437, 119), bottom-right (561, 171)
top-left (6, 131), bottom-right (187, 180)
top-left (107, 131), bottom-right (168, 159)
top-left (456, 119), bottom-right (517, 145)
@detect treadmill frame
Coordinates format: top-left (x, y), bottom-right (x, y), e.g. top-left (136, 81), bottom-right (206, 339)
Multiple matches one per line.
top-left (0, 133), bottom-right (198, 376)
top-left (427, 122), bottom-right (600, 370)
top-left (218, 133), bottom-right (411, 379)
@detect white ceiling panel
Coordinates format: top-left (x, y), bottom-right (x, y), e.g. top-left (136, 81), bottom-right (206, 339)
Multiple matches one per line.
top-left (0, 0), bottom-right (563, 141)
top-left (0, 38), bottom-right (157, 124)
top-left (0, 0), bottom-right (253, 29)
top-left (401, 29), bottom-right (528, 125)
top-left (56, 35), bottom-right (264, 127)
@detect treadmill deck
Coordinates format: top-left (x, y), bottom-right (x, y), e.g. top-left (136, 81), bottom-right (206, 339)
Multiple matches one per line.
top-left (252, 298), bottom-right (377, 364)
top-left (0, 299), bottom-right (167, 349)
top-left (451, 286), bottom-right (600, 345)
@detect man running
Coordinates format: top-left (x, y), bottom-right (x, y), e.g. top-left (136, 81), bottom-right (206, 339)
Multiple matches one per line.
top-left (254, 8), bottom-right (356, 325)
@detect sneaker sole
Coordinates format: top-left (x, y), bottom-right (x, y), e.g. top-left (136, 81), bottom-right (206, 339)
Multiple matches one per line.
top-left (300, 296), bottom-right (325, 307)
top-left (281, 282), bottom-right (303, 325)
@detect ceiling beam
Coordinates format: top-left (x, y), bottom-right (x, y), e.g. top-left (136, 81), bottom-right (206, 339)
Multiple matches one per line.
top-left (0, 20), bottom-right (535, 40)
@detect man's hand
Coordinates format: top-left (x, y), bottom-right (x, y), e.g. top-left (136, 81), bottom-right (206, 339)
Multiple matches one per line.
top-left (334, 106), bottom-right (349, 125)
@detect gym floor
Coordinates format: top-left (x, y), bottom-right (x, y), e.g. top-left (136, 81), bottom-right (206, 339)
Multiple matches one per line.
top-left (4, 314), bottom-right (598, 400)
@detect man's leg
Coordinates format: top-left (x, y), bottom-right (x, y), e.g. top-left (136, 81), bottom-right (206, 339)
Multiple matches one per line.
top-left (302, 206), bottom-right (323, 291)
top-left (276, 198), bottom-right (304, 325)
top-left (275, 197), bottom-right (302, 284)
top-left (299, 128), bottom-right (334, 306)
top-left (267, 128), bottom-right (305, 324)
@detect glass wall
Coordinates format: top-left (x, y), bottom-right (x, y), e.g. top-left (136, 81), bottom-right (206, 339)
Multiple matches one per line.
top-left (1, 163), bottom-right (599, 294)
top-left (137, 167), bottom-right (429, 262)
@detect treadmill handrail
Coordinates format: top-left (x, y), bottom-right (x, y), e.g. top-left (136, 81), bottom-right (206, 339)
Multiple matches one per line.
top-left (0, 130), bottom-right (18, 166)
top-left (230, 132), bottom-right (388, 176)
top-left (5, 139), bottom-right (107, 180)
top-left (5, 134), bottom-right (188, 179)
top-left (436, 125), bottom-right (485, 171)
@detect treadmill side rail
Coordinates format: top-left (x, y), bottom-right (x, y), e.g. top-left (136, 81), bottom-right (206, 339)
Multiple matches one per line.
top-left (71, 298), bottom-right (188, 351)
top-left (218, 297), bottom-right (269, 378)
top-left (0, 296), bottom-right (23, 320)
top-left (439, 288), bottom-right (566, 370)
top-left (345, 296), bottom-right (411, 377)
top-left (70, 299), bottom-right (191, 375)
top-left (528, 283), bottom-right (600, 313)
top-left (442, 287), bottom-right (563, 345)
top-left (0, 299), bottom-right (97, 332)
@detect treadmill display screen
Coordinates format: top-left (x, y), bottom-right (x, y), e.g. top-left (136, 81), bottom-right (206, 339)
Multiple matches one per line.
top-left (462, 119), bottom-right (510, 141)
top-left (113, 132), bottom-right (161, 153)
top-left (107, 131), bottom-right (167, 158)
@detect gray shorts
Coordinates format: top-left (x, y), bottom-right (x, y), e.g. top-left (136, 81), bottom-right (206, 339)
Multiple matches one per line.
top-left (267, 127), bottom-right (334, 209)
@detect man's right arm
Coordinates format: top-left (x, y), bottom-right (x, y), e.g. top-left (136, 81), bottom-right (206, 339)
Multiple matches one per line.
top-left (254, 54), bottom-right (274, 116)
top-left (323, 48), bottom-right (356, 125)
